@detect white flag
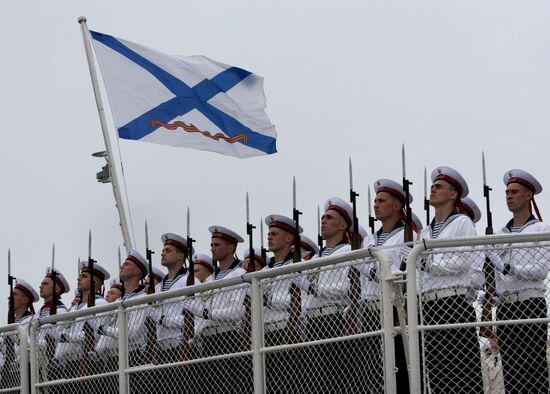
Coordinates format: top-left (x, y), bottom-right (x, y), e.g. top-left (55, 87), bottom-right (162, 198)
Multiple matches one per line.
top-left (90, 31), bottom-right (277, 158)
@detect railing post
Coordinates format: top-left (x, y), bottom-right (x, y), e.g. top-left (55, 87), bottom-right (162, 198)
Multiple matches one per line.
top-left (29, 320), bottom-right (38, 394)
top-left (250, 277), bottom-right (265, 394)
top-left (371, 249), bottom-right (397, 393)
top-left (18, 325), bottom-right (29, 394)
top-left (118, 304), bottom-right (129, 394)
top-left (406, 244), bottom-right (426, 394)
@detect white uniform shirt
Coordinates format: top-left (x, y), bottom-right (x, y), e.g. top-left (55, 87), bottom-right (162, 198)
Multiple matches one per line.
top-left (419, 213), bottom-right (481, 293)
top-left (36, 301), bottom-right (69, 354)
top-left (154, 268), bottom-right (196, 349)
top-left (262, 253), bottom-right (310, 324)
top-left (494, 217), bottom-right (550, 294)
top-left (54, 295), bottom-right (108, 362)
top-left (306, 242), bottom-right (352, 309)
top-left (202, 261), bottom-right (247, 330)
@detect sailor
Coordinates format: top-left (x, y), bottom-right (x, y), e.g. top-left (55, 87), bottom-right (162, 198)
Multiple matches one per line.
top-left (361, 178), bottom-right (415, 393)
top-left (192, 253), bottom-right (214, 283)
top-left (486, 169), bottom-right (550, 393)
top-left (13, 279), bottom-right (39, 329)
top-left (459, 197), bottom-right (486, 292)
top-left (54, 261), bottom-right (109, 382)
top-left (187, 225), bottom-right (248, 393)
top-left (144, 266), bottom-right (165, 292)
top-left (243, 247), bottom-right (265, 272)
top-left (153, 233), bottom-right (196, 393)
top-left (37, 268), bottom-right (70, 387)
top-left (304, 197), bottom-right (352, 394)
top-left (262, 214), bottom-right (307, 393)
top-left (419, 166), bottom-right (483, 393)
top-left (299, 234), bottom-right (319, 261)
top-left (99, 250), bottom-right (148, 364)
top-left (104, 278), bottom-right (123, 303)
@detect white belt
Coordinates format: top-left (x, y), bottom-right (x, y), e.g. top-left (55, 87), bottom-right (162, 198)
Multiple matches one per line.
top-left (306, 304), bottom-right (345, 319)
top-left (202, 324), bottom-right (236, 337)
top-left (502, 289), bottom-right (545, 304)
top-left (423, 287), bottom-right (470, 302)
top-left (265, 320), bottom-right (288, 333)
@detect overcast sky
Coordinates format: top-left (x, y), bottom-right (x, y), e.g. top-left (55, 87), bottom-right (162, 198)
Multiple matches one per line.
top-left (2, 1), bottom-right (550, 318)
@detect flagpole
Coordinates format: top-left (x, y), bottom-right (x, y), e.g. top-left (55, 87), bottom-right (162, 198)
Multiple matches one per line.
top-left (78, 16), bottom-right (133, 252)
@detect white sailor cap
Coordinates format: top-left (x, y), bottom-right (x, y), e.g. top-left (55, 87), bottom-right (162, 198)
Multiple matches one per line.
top-left (324, 197), bottom-right (354, 229)
top-left (45, 267), bottom-right (70, 294)
top-left (431, 166), bottom-right (469, 198)
top-left (161, 233), bottom-right (193, 255)
top-left (15, 278), bottom-right (39, 303)
top-left (109, 278), bottom-right (124, 292)
top-left (151, 266), bottom-right (165, 282)
top-left (265, 214), bottom-right (303, 235)
top-left (348, 224), bottom-right (369, 241)
top-left (209, 225), bottom-right (244, 244)
top-left (461, 197), bottom-right (482, 224)
top-left (503, 169), bottom-right (542, 194)
top-left (300, 234), bottom-right (319, 256)
top-left (193, 253), bottom-right (214, 273)
top-left (125, 249), bottom-right (148, 279)
top-left (243, 246), bottom-right (264, 264)
top-left (79, 260), bottom-right (111, 282)
top-left (411, 212), bottom-right (423, 233)
top-left (374, 178), bottom-right (413, 204)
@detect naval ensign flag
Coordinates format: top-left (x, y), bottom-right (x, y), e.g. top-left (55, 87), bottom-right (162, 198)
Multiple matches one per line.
top-left (89, 31), bottom-right (277, 158)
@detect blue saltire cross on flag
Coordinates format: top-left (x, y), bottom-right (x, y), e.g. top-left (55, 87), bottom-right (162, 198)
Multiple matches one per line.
top-left (89, 31), bottom-right (277, 158)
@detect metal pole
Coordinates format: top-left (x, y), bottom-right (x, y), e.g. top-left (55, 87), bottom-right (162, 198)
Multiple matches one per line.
top-left (371, 249), bottom-right (397, 394)
top-left (117, 305), bottom-right (129, 394)
top-left (250, 277), bottom-right (265, 394)
top-left (77, 16), bottom-right (133, 252)
top-left (29, 320), bottom-right (38, 394)
top-left (405, 244), bottom-right (426, 394)
top-left (18, 325), bottom-right (29, 394)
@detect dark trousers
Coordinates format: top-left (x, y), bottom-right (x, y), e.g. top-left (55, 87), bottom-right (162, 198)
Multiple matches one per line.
top-left (303, 311), bottom-right (348, 394)
top-left (201, 330), bottom-right (253, 394)
top-left (422, 295), bottom-right (483, 393)
top-left (264, 326), bottom-right (302, 394)
top-left (497, 296), bottom-right (549, 394)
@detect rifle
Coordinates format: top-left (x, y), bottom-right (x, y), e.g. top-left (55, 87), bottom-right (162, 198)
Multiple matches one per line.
top-left (144, 220), bottom-right (157, 364)
top-left (182, 207), bottom-right (195, 362)
top-left (288, 177), bottom-right (302, 343)
top-left (424, 166), bottom-right (430, 226)
top-left (367, 185), bottom-right (376, 235)
top-left (44, 244), bottom-right (58, 384)
top-left (260, 218), bottom-right (267, 266)
top-left (402, 145), bottom-right (414, 244)
top-left (1, 250), bottom-right (16, 388)
top-left (243, 194), bottom-right (257, 350)
top-left (347, 158), bottom-right (361, 335)
top-left (317, 205), bottom-right (324, 252)
top-left (481, 152), bottom-right (497, 339)
top-left (81, 231), bottom-right (96, 377)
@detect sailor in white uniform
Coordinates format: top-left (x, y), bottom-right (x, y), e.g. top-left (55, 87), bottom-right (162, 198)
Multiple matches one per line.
top-left (299, 234), bottom-right (319, 261)
top-left (262, 214), bottom-right (308, 393)
top-left (419, 166), bottom-right (483, 393)
top-left (37, 268), bottom-right (70, 386)
top-left (487, 169), bottom-right (550, 393)
top-left (192, 225), bottom-right (249, 393)
top-left (56, 261), bottom-right (109, 381)
top-left (361, 178), bottom-right (415, 393)
top-left (304, 197), bottom-right (352, 394)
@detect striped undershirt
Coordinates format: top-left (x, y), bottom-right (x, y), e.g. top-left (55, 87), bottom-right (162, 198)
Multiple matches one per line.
top-left (510, 226), bottom-right (522, 233)
top-left (431, 222), bottom-right (444, 238)
top-left (376, 233), bottom-right (389, 246)
top-left (162, 279), bottom-right (174, 292)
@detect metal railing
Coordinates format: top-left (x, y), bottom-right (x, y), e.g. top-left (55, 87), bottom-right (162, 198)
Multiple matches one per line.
top-left (8, 232), bottom-right (550, 393)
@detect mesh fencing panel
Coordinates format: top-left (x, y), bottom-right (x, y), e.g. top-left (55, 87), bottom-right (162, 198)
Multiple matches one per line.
top-left (416, 242), bottom-right (550, 394)
top-left (0, 327), bottom-right (25, 394)
top-left (259, 256), bottom-right (388, 394)
top-left (35, 309), bottom-right (120, 394)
